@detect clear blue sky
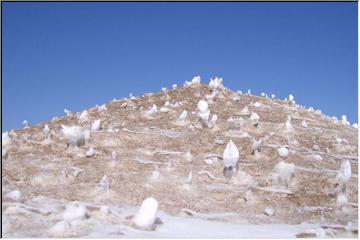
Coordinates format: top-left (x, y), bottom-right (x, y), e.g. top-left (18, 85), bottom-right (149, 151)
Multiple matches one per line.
top-left (3, 2), bottom-right (358, 131)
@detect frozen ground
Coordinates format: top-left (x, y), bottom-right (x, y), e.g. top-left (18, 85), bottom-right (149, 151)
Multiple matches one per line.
top-left (2, 77), bottom-right (358, 237)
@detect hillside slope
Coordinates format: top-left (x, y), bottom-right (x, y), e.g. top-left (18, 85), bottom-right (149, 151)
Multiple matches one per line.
top-left (2, 78), bottom-right (358, 237)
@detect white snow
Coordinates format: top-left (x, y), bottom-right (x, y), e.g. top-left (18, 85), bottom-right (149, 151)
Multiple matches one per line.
top-left (208, 114), bottom-right (218, 128)
top-left (132, 197), bottom-right (159, 229)
top-left (300, 120), bottom-right (308, 128)
top-left (79, 110), bottom-right (89, 122)
top-left (146, 104), bottom-right (158, 116)
top-left (285, 116), bottom-right (294, 133)
top-left (197, 100), bottom-right (210, 121)
top-left (352, 123), bottom-right (358, 129)
top-left (64, 108), bottom-right (73, 117)
top-left (208, 77), bottom-right (223, 90)
top-left (184, 151), bottom-right (192, 162)
top-left (86, 147), bottom-right (95, 157)
top-left (111, 151), bottom-right (118, 160)
top-left (336, 160), bottom-right (352, 184)
top-left (278, 146), bottom-right (289, 158)
top-left (250, 112), bottom-right (260, 124)
top-left (91, 119), bottom-right (101, 131)
top-left (253, 102), bottom-right (261, 108)
top-left (341, 115), bottom-right (350, 125)
top-left (172, 84), bottom-right (177, 90)
top-left (273, 161), bottom-right (295, 188)
top-left (48, 220), bottom-right (71, 237)
top-left (184, 76), bottom-right (201, 86)
top-left (288, 94), bottom-right (294, 102)
top-left (61, 125), bottom-right (89, 147)
top-left (63, 202), bottom-right (87, 223)
top-left (43, 124), bottom-right (50, 135)
top-left (264, 206), bottom-right (274, 216)
top-left (5, 190), bottom-right (21, 202)
top-left (239, 106), bottom-right (250, 115)
top-left (223, 140), bottom-right (239, 168)
top-left (271, 94), bottom-right (276, 99)
top-left (98, 175), bottom-right (110, 192)
top-left (2, 132), bottom-right (11, 147)
top-left (22, 120), bottom-right (30, 129)
top-left (178, 110), bottom-right (188, 121)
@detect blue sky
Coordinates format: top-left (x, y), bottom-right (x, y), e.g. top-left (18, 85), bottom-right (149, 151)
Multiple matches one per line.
top-left (2, 2), bottom-right (358, 131)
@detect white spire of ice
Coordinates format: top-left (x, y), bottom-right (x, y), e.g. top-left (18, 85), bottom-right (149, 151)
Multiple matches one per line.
top-left (43, 124), bottom-right (50, 135)
top-left (223, 140), bottom-right (239, 168)
top-left (22, 120), bottom-right (30, 129)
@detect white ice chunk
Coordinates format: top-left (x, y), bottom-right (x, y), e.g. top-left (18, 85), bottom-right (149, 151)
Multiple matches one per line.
top-left (223, 140), bottom-right (239, 168)
top-left (5, 190), bottom-right (21, 202)
top-left (43, 124), bottom-right (50, 135)
top-left (273, 161), bottom-right (295, 188)
top-left (86, 147), bottom-right (95, 157)
top-left (336, 160), bottom-right (352, 184)
top-left (278, 146), bottom-right (289, 158)
top-left (132, 197), bottom-right (159, 229)
top-left (91, 119), bottom-right (101, 131)
top-left (63, 202), bottom-right (87, 222)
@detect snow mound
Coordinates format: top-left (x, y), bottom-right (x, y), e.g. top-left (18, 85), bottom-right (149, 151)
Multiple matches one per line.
top-left (223, 140), bottom-right (239, 168)
top-left (273, 161), bottom-right (295, 188)
top-left (61, 125), bottom-right (90, 147)
top-left (278, 146), bottom-right (289, 158)
top-left (63, 202), bottom-right (87, 223)
top-left (197, 100), bottom-right (210, 121)
top-left (132, 197), bottom-right (159, 230)
top-left (5, 190), bottom-right (21, 202)
top-left (91, 119), bottom-right (101, 131)
top-left (240, 106), bottom-right (250, 115)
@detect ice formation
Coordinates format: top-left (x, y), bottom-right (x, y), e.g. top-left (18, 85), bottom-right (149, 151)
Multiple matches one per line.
top-left (300, 120), bottom-right (308, 128)
top-left (250, 112), bottom-right (260, 126)
top-left (86, 147), bottom-right (95, 157)
top-left (197, 100), bottom-right (210, 121)
top-left (336, 160), bottom-right (352, 184)
top-left (251, 139), bottom-right (262, 154)
top-left (278, 146), bottom-right (289, 158)
top-left (352, 123), bottom-right (358, 129)
top-left (63, 202), bottom-right (87, 223)
top-left (48, 221), bottom-right (71, 237)
top-left (239, 106), bottom-right (250, 115)
top-left (223, 140), bottom-right (239, 169)
top-left (145, 104), bottom-right (159, 116)
top-left (91, 119), bottom-right (101, 131)
top-left (285, 116), bottom-right (294, 133)
top-left (5, 190), bottom-right (21, 202)
top-left (172, 84), bottom-right (177, 90)
top-left (184, 75), bottom-right (201, 87)
top-left (132, 197), bottom-right (159, 230)
top-left (208, 114), bottom-right (218, 129)
top-left (208, 77), bottom-right (223, 90)
top-left (288, 94), bottom-right (295, 103)
top-left (2, 132), bottom-right (11, 147)
top-left (341, 115), bottom-right (350, 125)
top-left (271, 94), bottom-right (276, 99)
top-left (98, 175), bottom-right (110, 192)
top-left (253, 102), bottom-right (261, 108)
top-left (184, 151), bottom-right (192, 162)
top-left (43, 124), bottom-right (50, 135)
top-left (61, 125), bottom-right (90, 147)
top-left (273, 161), bottom-right (295, 188)
top-left (64, 108), bottom-right (73, 118)
top-left (79, 110), bottom-right (89, 122)
top-left (22, 120), bottom-right (30, 129)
